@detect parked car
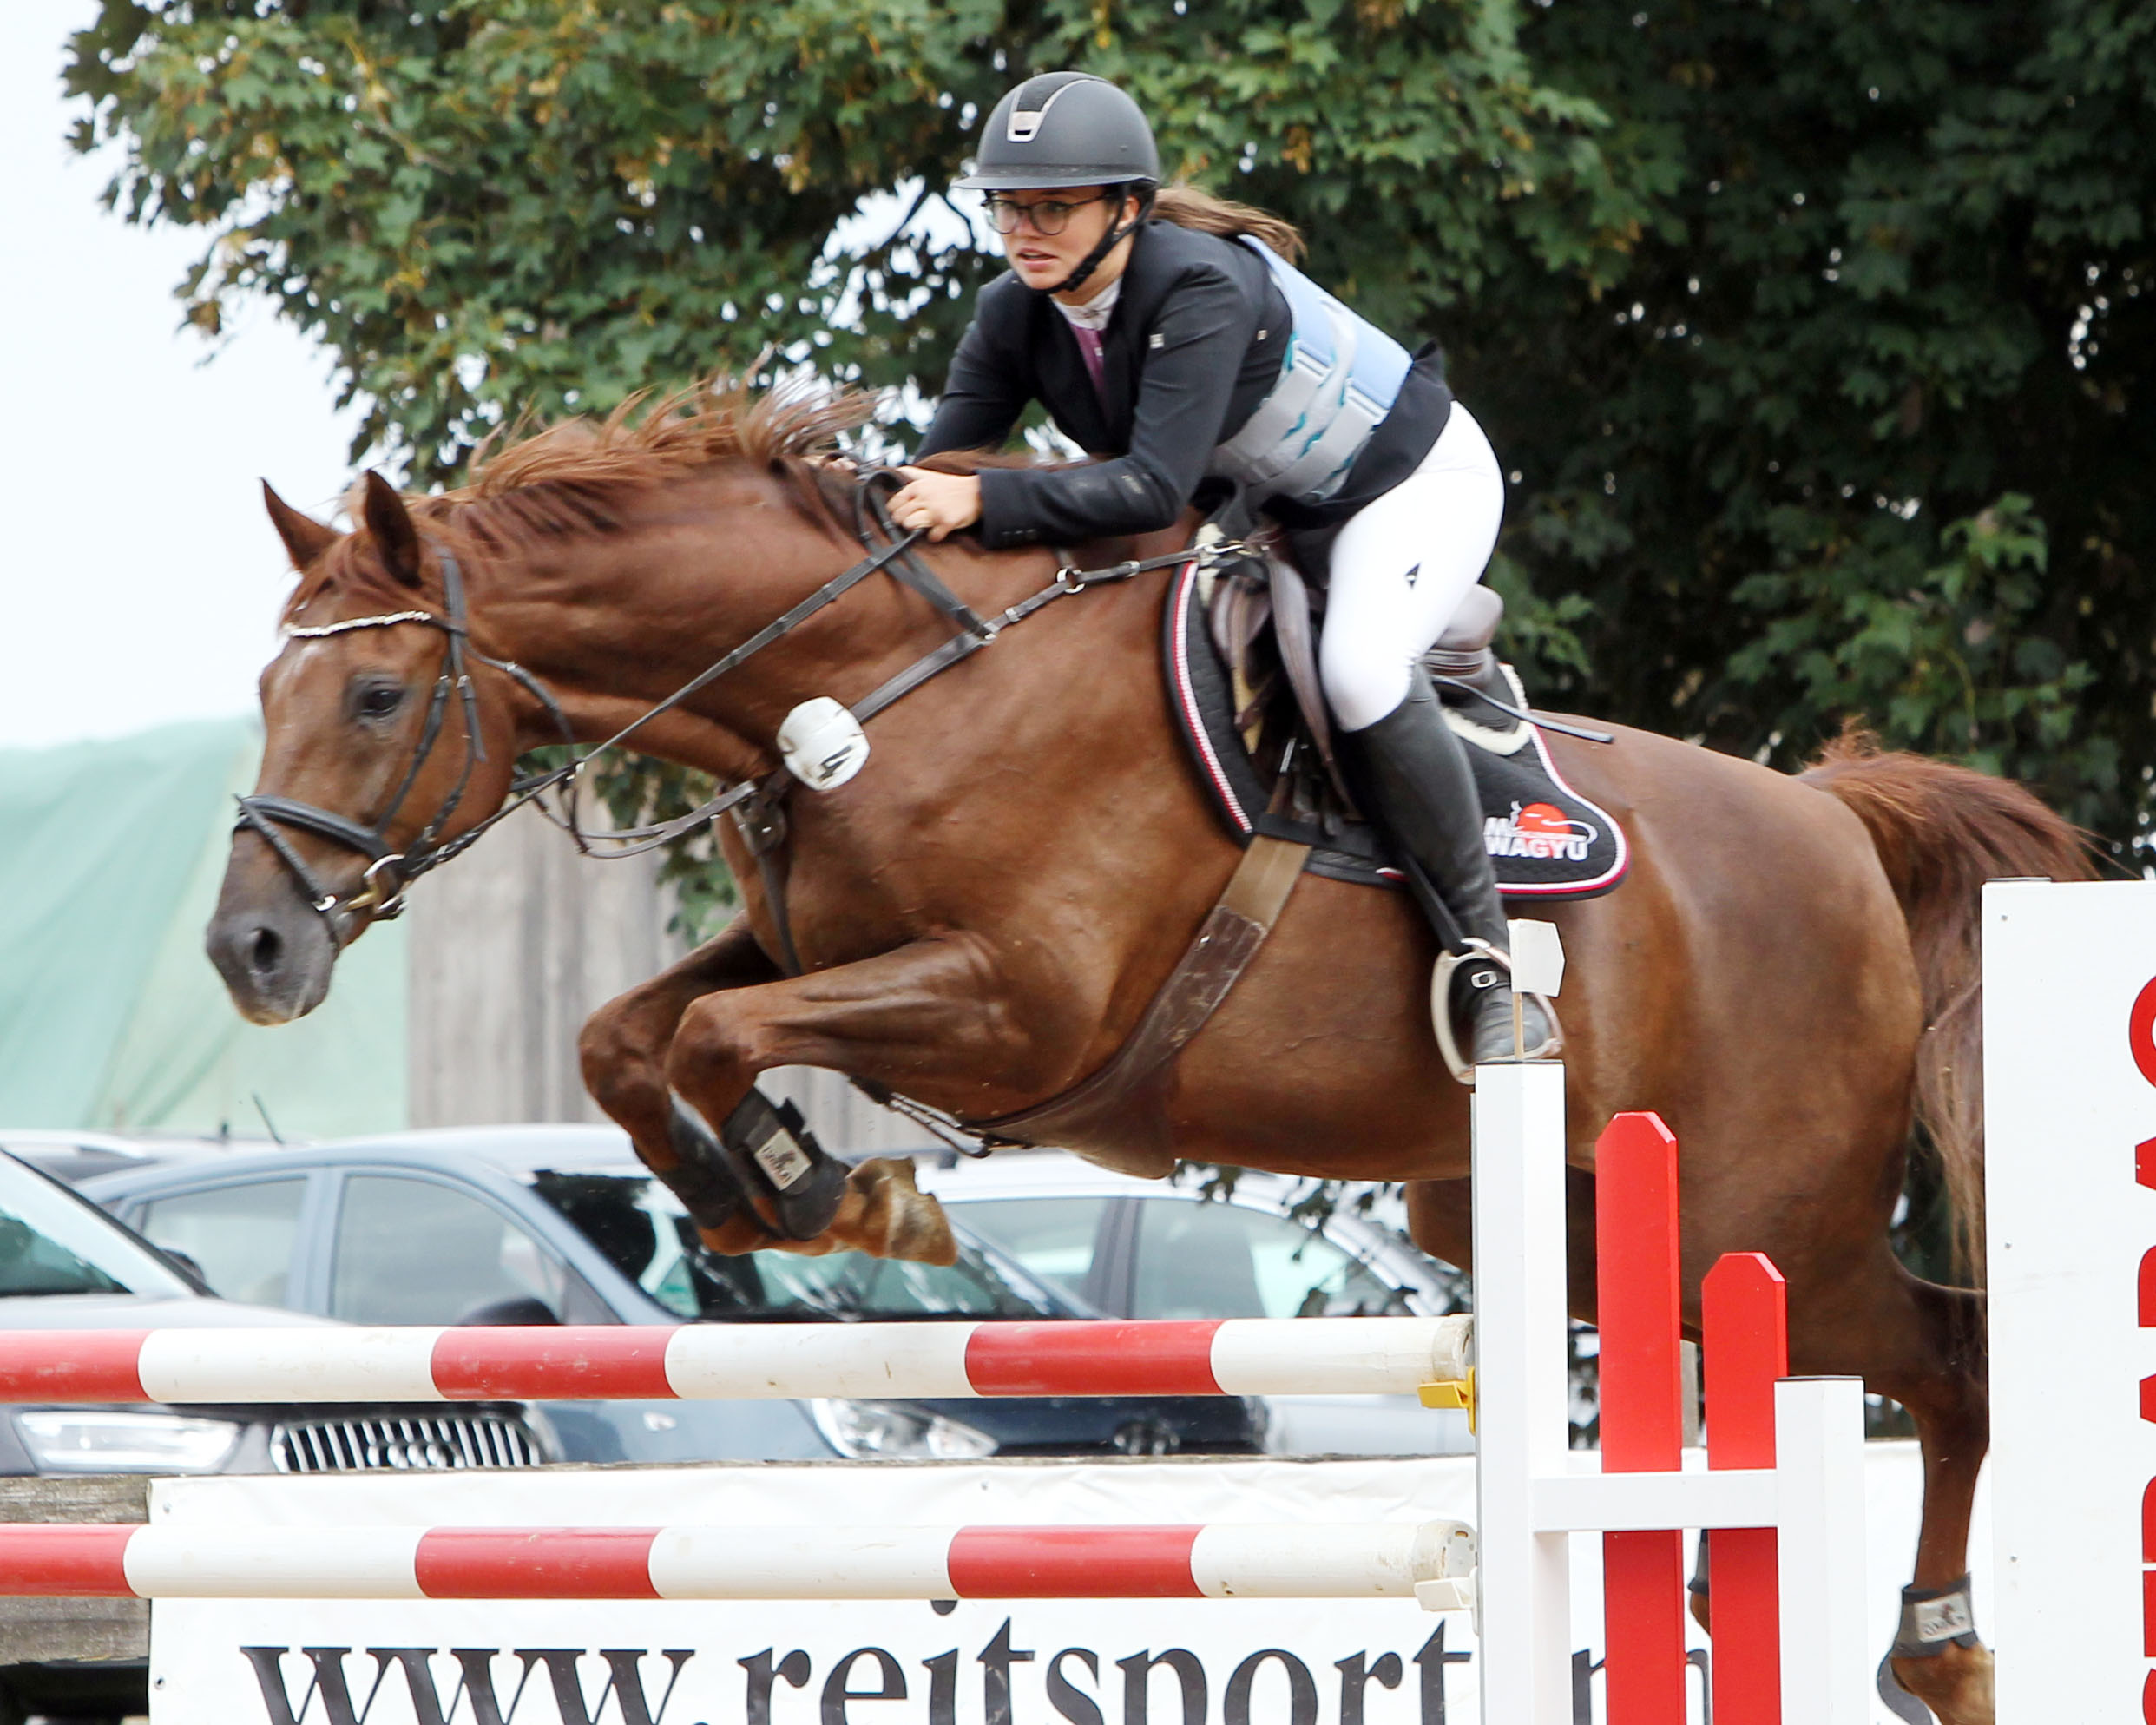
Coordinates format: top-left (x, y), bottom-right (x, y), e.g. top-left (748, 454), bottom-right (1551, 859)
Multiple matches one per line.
top-left (81, 1128), bottom-right (1265, 1465)
top-left (0, 1146), bottom-right (552, 1478)
top-left (0, 1129), bottom-right (248, 1190)
top-left (914, 1149), bottom-right (1478, 1455)
top-left (0, 1145), bottom-right (554, 1725)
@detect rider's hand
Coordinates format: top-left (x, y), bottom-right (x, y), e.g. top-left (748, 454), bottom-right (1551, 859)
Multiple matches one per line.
top-left (890, 469), bottom-right (982, 543)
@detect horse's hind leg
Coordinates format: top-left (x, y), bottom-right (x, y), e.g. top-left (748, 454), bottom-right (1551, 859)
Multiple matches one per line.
top-left (1877, 1279), bottom-right (1993, 1725)
top-left (1785, 1253), bottom-right (1991, 1725)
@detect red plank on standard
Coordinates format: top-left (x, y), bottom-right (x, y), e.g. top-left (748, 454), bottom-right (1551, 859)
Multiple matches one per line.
top-left (0, 1525), bottom-right (137, 1597)
top-left (428, 1328), bottom-right (679, 1401)
top-left (1596, 1111), bottom-right (1686, 1725)
top-left (1705, 1254), bottom-right (1786, 1472)
top-left (0, 1332), bottom-right (149, 1404)
top-left (414, 1528), bottom-right (661, 1599)
top-left (947, 1525), bottom-right (1202, 1597)
top-left (1706, 1251), bottom-right (1790, 1725)
top-left (1597, 1112), bottom-right (1684, 1472)
top-left (963, 1322), bottom-right (1222, 1397)
top-left (1604, 1531), bottom-right (1688, 1725)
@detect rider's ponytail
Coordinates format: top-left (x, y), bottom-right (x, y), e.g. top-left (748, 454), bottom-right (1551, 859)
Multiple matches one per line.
top-left (1150, 182), bottom-right (1305, 263)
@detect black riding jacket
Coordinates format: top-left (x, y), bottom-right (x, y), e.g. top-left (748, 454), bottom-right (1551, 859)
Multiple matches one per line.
top-left (916, 221), bottom-right (1452, 549)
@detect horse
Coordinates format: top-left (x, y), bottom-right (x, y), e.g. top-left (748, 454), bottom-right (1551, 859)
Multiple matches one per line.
top-left (207, 383), bottom-right (2092, 1725)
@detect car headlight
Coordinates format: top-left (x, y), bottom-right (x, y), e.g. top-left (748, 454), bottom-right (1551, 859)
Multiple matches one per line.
top-left (809, 1399), bottom-right (996, 1460)
top-left (16, 1411), bottom-right (243, 1473)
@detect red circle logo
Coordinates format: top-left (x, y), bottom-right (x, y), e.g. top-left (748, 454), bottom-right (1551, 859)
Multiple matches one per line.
top-left (1515, 802), bottom-right (1571, 838)
top-left (2129, 977), bottom-right (2156, 1090)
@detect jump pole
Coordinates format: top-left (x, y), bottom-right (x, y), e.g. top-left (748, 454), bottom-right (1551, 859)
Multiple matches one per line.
top-left (0, 1518), bottom-right (1479, 1603)
top-left (1469, 1059), bottom-right (1871, 1725)
top-left (0, 1316), bottom-right (1471, 1406)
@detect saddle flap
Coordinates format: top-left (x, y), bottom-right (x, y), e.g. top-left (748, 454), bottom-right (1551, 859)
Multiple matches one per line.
top-left (1208, 570), bottom-right (1273, 671)
top-left (1264, 551), bottom-right (1339, 787)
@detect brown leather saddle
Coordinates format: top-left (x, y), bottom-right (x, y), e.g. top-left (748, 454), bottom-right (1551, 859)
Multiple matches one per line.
top-left (965, 530), bottom-right (1627, 1162)
top-left (1180, 527), bottom-right (1627, 899)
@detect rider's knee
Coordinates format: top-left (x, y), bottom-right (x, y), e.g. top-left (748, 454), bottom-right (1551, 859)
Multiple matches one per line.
top-left (1319, 635), bottom-right (1411, 733)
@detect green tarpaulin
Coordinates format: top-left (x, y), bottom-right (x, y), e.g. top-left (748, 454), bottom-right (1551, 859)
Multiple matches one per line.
top-left (0, 719), bottom-right (406, 1136)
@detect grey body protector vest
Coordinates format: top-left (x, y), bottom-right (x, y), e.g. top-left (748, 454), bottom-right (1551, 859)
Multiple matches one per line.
top-left (1208, 235), bottom-right (1416, 507)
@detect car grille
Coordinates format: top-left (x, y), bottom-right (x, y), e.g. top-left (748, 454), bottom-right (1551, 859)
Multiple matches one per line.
top-left (271, 1413), bottom-right (542, 1473)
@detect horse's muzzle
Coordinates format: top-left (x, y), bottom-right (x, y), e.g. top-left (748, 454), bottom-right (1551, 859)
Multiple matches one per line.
top-left (206, 859), bottom-right (338, 1026)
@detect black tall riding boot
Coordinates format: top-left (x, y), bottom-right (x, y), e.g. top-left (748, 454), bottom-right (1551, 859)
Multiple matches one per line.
top-left (1343, 669), bottom-right (1559, 1073)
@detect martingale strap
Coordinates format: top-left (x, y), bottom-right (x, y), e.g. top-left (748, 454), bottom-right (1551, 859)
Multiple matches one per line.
top-left (955, 833), bottom-right (1313, 1165)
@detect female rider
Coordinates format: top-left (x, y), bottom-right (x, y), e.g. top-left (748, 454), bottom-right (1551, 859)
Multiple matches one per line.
top-left (889, 71), bottom-right (1553, 1071)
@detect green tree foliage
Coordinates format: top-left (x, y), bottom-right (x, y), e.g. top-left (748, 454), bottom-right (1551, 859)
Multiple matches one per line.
top-left (1455, 0), bottom-right (2154, 839)
top-left (67, 0), bottom-right (2155, 859)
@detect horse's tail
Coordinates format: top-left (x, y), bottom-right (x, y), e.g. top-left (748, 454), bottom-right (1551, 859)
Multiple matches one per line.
top-left (1800, 725), bottom-right (2100, 1284)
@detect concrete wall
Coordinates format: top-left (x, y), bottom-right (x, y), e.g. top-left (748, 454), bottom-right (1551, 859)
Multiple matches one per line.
top-left (405, 809), bottom-right (937, 1154)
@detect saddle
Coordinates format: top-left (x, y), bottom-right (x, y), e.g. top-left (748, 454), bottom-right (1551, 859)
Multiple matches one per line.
top-left (1173, 525), bottom-right (1628, 900)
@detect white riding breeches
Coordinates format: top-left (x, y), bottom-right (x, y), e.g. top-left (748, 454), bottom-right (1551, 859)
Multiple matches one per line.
top-left (1318, 404), bottom-right (1505, 734)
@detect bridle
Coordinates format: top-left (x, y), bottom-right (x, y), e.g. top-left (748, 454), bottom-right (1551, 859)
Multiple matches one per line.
top-left (237, 471), bottom-right (1233, 947)
top-left (234, 546), bottom-right (523, 937)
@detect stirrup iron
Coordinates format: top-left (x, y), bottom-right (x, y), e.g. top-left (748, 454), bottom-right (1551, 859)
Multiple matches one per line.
top-left (1430, 938), bottom-right (1562, 1089)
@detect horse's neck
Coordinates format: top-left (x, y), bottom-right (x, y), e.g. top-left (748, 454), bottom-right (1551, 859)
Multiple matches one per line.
top-left (474, 469), bottom-right (1100, 786)
top-left (467, 474), bottom-right (865, 773)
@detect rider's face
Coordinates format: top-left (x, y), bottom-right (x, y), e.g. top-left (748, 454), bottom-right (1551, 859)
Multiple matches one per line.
top-left (995, 186), bottom-right (1133, 294)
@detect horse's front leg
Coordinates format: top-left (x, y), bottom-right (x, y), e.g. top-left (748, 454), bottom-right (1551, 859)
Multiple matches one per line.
top-left (578, 913), bottom-right (780, 1158)
top-left (662, 932), bottom-right (1027, 1265)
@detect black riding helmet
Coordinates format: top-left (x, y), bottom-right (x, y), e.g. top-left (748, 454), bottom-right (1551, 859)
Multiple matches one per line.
top-left (958, 72), bottom-right (1160, 296)
top-left (957, 72), bottom-right (1161, 190)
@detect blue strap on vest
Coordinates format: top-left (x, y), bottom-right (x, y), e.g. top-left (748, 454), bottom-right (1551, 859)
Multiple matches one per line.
top-left (1209, 235), bottom-right (1414, 504)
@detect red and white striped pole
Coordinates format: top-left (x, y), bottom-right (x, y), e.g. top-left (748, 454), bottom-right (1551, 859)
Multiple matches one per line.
top-left (0, 1518), bottom-right (1477, 1602)
top-left (0, 1316), bottom-right (1470, 1406)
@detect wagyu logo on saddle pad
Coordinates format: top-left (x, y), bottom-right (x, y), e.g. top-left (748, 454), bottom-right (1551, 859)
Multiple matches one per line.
top-left (1484, 802), bottom-right (1598, 865)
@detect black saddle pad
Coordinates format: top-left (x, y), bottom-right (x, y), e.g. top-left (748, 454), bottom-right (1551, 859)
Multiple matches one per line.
top-left (1164, 558), bottom-right (1630, 901)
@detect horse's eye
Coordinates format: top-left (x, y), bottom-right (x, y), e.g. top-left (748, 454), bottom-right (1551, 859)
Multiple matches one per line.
top-left (356, 684), bottom-right (405, 721)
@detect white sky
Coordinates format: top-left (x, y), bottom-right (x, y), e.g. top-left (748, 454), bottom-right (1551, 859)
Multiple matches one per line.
top-left (0, 14), bottom-right (1005, 754)
top-left (0, 2), bottom-right (361, 750)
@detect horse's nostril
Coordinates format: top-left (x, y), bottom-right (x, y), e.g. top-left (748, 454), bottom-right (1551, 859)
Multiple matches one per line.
top-left (248, 925), bottom-right (284, 978)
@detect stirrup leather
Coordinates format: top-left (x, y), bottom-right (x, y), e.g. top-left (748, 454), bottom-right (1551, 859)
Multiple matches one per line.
top-left (1430, 938), bottom-right (1563, 1089)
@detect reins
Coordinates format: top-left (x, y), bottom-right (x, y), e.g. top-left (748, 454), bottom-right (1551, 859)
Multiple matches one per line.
top-left (236, 469), bottom-right (1232, 949)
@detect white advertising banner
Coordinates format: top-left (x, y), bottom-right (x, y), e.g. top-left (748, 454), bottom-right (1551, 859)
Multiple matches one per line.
top-left (149, 1446), bottom-right (1973, 1725)
top-left (1985, 879), bottom-right (2156, 1722)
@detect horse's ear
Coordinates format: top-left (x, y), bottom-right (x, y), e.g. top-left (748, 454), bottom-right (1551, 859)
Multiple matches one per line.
top-left (360, 470), bottom-right (423, 589)
top-left (261, 482), bottom-right (342, 571)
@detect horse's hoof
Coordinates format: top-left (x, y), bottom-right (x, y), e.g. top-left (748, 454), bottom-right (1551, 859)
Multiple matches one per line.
top-left (1889, 1640), bottom-right (1995, 1725)
top-left (851, 1158), bottom-right (957, 1266)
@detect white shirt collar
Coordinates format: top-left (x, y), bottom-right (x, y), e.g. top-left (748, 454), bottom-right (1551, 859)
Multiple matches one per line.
top-left (1051, 275), bottom-right (1122, 332)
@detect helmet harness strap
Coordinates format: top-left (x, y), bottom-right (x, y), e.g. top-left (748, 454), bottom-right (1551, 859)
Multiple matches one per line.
top-left (1045, 182), bottom-right (1156, 299)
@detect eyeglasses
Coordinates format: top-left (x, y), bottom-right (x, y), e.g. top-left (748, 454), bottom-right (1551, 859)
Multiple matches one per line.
top-left (982, 192), bottom-right (1116, 236)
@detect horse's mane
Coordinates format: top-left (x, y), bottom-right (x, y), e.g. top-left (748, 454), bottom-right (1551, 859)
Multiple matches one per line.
top-left (450, 377), bottom-right (874, 505)
top-left (288, 379), bottom-right (875, 618)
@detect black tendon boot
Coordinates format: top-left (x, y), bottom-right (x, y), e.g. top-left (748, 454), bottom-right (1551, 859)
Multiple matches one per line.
top-left (1344, 670), bottom-right (1560, 1077)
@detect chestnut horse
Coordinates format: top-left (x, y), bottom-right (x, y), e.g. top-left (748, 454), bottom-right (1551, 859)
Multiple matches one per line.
top-left (209, 387), bottom-right (2088, 1725)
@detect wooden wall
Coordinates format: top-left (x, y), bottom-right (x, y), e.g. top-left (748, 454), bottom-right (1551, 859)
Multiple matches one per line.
top-left (404, 809), bottom-right (937, 1155)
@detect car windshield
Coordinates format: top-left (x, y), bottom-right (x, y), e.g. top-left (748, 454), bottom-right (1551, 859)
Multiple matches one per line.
top-left (0, 1158), bottom-right (193, 1300)
top-left (525, 1169), bottom-right (1068, 1320)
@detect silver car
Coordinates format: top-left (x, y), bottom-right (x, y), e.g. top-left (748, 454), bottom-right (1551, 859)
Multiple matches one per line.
top-left (914, 1149), bottom-right (1477, 1455)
